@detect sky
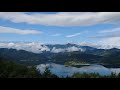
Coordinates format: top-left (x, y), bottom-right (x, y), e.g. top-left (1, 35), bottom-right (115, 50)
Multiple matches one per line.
top-left (0, 12), bottom-right (120, 46)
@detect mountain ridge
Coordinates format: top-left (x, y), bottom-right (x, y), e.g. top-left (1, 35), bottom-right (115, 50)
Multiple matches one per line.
top-left (0, 44), bottom-right (120, 68)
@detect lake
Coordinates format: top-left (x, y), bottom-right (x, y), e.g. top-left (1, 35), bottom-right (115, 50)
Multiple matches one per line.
top-left (36, 63), bottom-right (120, 77)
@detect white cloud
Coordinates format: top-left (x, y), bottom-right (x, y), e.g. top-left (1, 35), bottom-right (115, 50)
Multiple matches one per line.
top-left (79, 39), bottom-right (120, 49)
top-left (90, 37), bottom-right (120, 49)
top-left (66, 33), bottom-right (81, 38)
top-left (51, 47), bottom-right (65, 53)
top-left (0, 26), bottom-right (42, 35)
top-left (0, 42), bottom-right (50, 53)
top-left (51, 46), bottom-right (84, 53)
top-left (0, 42), bottom-right (84, 53)
top-left (0, 12), bottom-right (120, 26)
top-left (51, 33), bottom-right (61, 36)
top-left (99, 27), bottom-right (120, 33)
top-left (90, 34), bottom-right (120, 38)
top-left (78, 40), bottom-right (120, 49)
top-left (97, 37), bottom-right (120, 49)
top-left (67, 46), bottom-right (84, 52)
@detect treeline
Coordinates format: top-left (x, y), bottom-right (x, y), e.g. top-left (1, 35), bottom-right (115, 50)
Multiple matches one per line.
top-left (1, 58), bottom-right (120, 78)
top-left (71, 72), bottom-right (120, 78)
top-left (0, 58), bottom-right (58, 78)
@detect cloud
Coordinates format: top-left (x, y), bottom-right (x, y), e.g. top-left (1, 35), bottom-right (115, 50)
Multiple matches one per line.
top-left (0, 12), bottom-right (120, 26)
top-left (97, 37), bottom-right (120, 49)
top-left (90, 34), bottom-right (120, 38)
top-left (67, 46), bottom-right (84, 52)
top-left (51, 47), bottom-right (65, 53)
top-left (89, 27), bottom-right (120, 39)
top-left (51, 46), bottom-right (84, 53)
top-left (0, 42), bottom-right (50, 53)
top-left (99, 27), bottom-right (120, 33)
top-left (0, 26), bottom-right (42, 35)
top-left (51, 33), bottom-right (61, 36)
top-left (0, 42), bottom-right (85, 53)
top-left (66, 33), bottom-right (81, 38)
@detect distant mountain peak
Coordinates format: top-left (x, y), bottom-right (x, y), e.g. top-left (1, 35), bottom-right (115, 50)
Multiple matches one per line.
top-left (66, 43), bottom-right (76, 46)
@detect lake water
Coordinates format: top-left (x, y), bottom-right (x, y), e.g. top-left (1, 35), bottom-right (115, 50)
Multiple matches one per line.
top-left (36, 63), bottom-right (120, 77)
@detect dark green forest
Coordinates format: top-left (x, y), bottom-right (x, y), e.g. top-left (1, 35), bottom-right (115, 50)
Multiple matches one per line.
top-left (1, 48), bottom-right (120, 68)
top-left (0, 58), bottom-right (58, 78)
top-left (1, 45), bottom-right (120, 78)
top-left (1, 58), bottom-right (120, 78)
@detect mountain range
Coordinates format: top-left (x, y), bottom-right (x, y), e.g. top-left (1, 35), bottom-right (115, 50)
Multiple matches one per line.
top-left (0, 43), bottom-right (120, 68)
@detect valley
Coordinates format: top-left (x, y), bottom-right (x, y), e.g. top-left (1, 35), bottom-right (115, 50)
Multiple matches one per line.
top-left (0, 43), bottom-right (120, 68)
top-left (1, 12), bottom-right (120, 78)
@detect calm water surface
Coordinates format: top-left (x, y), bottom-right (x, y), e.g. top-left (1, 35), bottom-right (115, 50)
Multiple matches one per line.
top-left (37, 63), bottom-right (120, 77)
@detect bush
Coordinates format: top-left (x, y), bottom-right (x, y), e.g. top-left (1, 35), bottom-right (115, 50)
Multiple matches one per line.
top-left (0, 59), bottom-right (41, 78)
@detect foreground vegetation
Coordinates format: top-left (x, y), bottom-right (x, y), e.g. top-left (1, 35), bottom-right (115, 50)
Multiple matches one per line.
top-left (1, 58), bottom-right (120, 78)
top-left (71, 72), bottom-right (120, 78)
top-left (1, 48), bottom-right (120, 68)
top-left (0, 58), bottom-right (58, 78)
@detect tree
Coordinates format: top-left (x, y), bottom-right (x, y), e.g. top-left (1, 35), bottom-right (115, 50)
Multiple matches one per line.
top-left (26, 66), bottom-right (42, 78)
top-left (0, 59), bottom-right (42, 78)
top-left (42, 67), bottom-right (58, 78)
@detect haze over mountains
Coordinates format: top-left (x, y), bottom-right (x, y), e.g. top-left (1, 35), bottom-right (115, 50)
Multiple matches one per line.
top-left (0, 42), bottom-right (120, 54)
top-left (0, 42), bottom-right (120, 68)
top-left (1, 12), bottom-right (120, 78)
top-left (0, 12), bottom-right (120, 68)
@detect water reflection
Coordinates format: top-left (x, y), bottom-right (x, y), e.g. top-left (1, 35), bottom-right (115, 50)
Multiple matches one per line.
top-left (37, 63), bottom-right (113, 77)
